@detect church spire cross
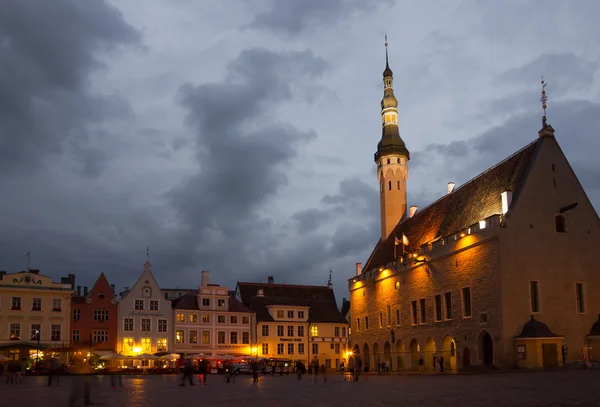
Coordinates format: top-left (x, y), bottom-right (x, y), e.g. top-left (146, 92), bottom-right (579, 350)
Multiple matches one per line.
top-left (540, 76), bottom-right (548, 127)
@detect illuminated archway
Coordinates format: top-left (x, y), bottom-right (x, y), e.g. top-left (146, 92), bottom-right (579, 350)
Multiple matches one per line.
top-left (409, 338), bottom-right (419, 370)
top-left (424, 337), bottom-right (436, 370)
top-left (395, 339), bottom-right (405, 369)
top-left (383, 341), bottom-right (392, 369)
top-left (441, 335), bottom-right (457, 370)
top-left (373, 342), bottom-right (381, 366)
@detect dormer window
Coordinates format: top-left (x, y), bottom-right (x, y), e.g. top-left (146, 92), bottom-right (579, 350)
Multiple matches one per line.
top-left (277, 310), bottom-right (284, 318)
top-left (218, 299), bottom-right (226, 307)
top-left (555, 215), bottom-right (566, 233)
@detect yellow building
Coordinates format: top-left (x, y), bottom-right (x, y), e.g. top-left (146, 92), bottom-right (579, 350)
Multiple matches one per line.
top-left (0, 270), bottom-right (75, 362)
top-left (348, 44), bottom-right (599, 371)
top-left (236, 277), bottom-right (349, 370)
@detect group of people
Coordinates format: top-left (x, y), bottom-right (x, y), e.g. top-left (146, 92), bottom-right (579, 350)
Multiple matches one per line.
top-left (177, 356), bottom-right (211, 386)
top-left (1, 360), bottom-right (24, 384)
top-left (376, 360), bottom-right (390, 374)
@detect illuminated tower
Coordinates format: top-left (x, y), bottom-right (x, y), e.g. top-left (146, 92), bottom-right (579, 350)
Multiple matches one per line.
top-left (375, 38), bottom-right (410, 241)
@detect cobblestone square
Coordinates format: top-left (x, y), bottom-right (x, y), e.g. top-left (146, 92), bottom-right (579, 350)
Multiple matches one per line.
top-left (1, 370), bottom-right (599, 407)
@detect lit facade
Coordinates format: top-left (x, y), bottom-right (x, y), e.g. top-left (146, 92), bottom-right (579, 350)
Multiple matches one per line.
top-left (0, 270), bottom-right (74, 361)
top-left (117, 262), bottom-right (172, 356)
top-left (348, 46), bottom-right (600, 371)
top-left (172, 270), bottom-right (255, 356)
top-left (237, 278), bottom-right (349, 370)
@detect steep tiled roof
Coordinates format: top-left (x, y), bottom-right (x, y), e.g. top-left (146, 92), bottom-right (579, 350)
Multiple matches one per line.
top-left (171, 291), bottom-right (253, 313)
top-left (363, 139), bottom-right (540, 272)
top-left (237, 282), bottom-right (347, 323)
top-left (515, 316), bottom-right (562, 338)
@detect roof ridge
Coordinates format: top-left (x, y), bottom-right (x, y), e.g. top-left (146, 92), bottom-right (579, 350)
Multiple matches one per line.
top-left (404, 139), bottom-right (539, 222)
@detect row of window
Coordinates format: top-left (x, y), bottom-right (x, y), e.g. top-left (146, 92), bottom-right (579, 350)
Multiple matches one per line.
top-left (6, 297), bottom-right (62, 311)
top-left (175, 330), bottom-right (250, 345)
top-left (71, 329), bottom-right (109, 343)
top-left (72, 309), bottom-right (109, 321)
top-left (134, 299), bottom-right (161, 311)
top-left (264, 342), bottom-right (347, 356)
top-left (123, 318), bottom-right (168, 332)
top-left (175, 313), bottom-right (250, 325)
top-left (530, 281), bottom-right (586, 314)
top-left (274, 310), bottom-right (305, 319)
top-left (260, 325), bottom-right (347, 338)
top-left (122, 337), bottom-right (168, 353)
top-left (8, 323), bottom-right (61, 341)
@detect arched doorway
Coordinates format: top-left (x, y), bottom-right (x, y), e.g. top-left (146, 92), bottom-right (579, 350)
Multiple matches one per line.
top-left (442, 335), bottom-right (457, 370)
top-left (409, 339), bottom-right (419, 370)
top-left (383, 341), bottom-right (392, 367)
top-left (396, 339), bottom-right (405, 370)
top-left (362, 343), bottom-right (370, 371)
top-left (373, 342), bottom-right (381, 368)
top-left (463, 347), bottom-right (471, 367)
top-left (479, 331), bottom-right (494, 365)
top-left (424, 337), bottom-right (436, 370)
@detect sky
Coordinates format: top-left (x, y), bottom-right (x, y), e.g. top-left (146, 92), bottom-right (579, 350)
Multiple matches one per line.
top-left (1, 0), bottom-right (599, 302)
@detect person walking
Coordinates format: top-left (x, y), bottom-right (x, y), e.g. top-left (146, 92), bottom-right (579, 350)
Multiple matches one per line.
top-left (250, 360), bottom-right (259, 383)
top-left (180, 358), bottom-right (194, 386)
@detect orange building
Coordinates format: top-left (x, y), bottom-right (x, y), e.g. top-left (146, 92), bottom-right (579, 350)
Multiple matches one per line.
top-left (70, 273), bottom-right (118, 356)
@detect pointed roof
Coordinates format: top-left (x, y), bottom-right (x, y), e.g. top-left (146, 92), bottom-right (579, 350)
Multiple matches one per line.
top-left (515, 316), bottom-right (562, 338)
top-left (363, 138), bottom-right (541, 272)
top-left (588, 314), bottom-right (600, 337)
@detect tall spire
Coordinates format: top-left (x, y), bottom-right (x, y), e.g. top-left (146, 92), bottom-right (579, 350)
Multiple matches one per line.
top-left (384, 34), bottom-right (393, 77)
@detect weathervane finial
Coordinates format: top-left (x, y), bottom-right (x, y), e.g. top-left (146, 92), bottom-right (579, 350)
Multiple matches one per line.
top-left (146, 246), bottom-right (150, 262)
top-left (540, 76), bottom-right (548, 127)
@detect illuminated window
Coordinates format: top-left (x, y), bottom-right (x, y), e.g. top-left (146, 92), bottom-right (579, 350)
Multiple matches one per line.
top-left (189, 314), bottom-right (198, 323)
top-left (123, 337), bottom-right (134, 352)
top-left (176, 313), bottom-right (185, 323)
top-left (218, 299), bottom-right (226, 307)
top-left (157, 338), bottom-right (167, 352)
top-left (555, 215), bottom-right (566, 233)
top-left (298, 343), bottom-right (305, 354)
top-left (9, 323), bottom-right (20, 340)
top-left (297, 326), bottom-right (304, 337)
top-left (217, 331), bottom-right (225, 344)
top-left (189, 330), bottom-right (198, 344)
top-left (576, 283), bottom-right (585, 313)
top-left (202, 314), bottom-right (210, 323)
top-left (530, 281), bottom-right (540, 313)
top-left (242, 331), bottom-right (250, 344)
top-left (141, 337), bottom-right (151, 352)
top-left (158, 319), bottom-right (167, 332)
top-left (277, 343), bottom-right (284, 354)
top-left (176, 330), bottom-right (185, 343)
top-left (262, 343), bottom-right (269, 355)
top-left (202, 331), bottom-right (210, 344)
top-left (311, 326), bottom-right (318, 337)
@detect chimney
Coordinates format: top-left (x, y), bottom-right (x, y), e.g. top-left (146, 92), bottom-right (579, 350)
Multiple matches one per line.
top-left (327, 281), bottom-right (333, 289)
top-left (267, 276), bottom-right (274, 284)
top-left (409, 206), bottom-right (418, 218)
top-left (447, 182), bottom-right (456, 194)
top-left (355, 263), bottom-right (362, 276)
top-left (83, 286), bottom-right (88, 296)
top-left (501, 190), bottom-right (513, 214)
top-left (110, 284), bottom-right (115, 294)
top-left (0, 271), bottom-right (6, 279)
top-left (77, 286), bottom-right (81, 296)
top-left (201, 270), bottom-right (210, 286)
top-left (257, 287), bottom-right (264, 297)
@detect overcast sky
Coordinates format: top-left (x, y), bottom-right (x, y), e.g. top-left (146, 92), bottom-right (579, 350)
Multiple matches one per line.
top-left (1, 0), bottom-right (599, 301)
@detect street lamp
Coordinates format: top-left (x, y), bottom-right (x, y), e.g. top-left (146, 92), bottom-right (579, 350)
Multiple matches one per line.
top-left (35, 330), bottom-right (41, 366)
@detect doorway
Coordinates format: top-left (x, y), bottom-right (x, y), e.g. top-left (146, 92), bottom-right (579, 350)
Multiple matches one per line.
top-left (542, 344), bottom-right (558, 367)
top-left (480, 331), bottom-right (493, 365)
top-left (463, 347), bottom-right (471, 367)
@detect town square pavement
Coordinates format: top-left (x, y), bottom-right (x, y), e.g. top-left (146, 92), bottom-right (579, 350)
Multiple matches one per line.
top-left (1, 370), bottom-right (599, 407)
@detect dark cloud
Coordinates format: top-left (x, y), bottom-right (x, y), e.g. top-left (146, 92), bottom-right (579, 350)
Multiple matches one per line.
top-left (0, 0), bottom-right (139, 177)
top-left (247, 0), bottom-right (394, 36)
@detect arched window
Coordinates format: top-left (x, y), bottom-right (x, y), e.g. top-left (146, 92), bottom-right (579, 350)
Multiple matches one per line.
top-left (380, 182), bottom-right (384, 193)
top-left (555, 215), bottom-right (566, 233)
top-left (388, 181), bottom-right (392, 191)
top-left (387, 158), bottom-right (390, 164)
top-left (397, 180), bottom-right (400, 190)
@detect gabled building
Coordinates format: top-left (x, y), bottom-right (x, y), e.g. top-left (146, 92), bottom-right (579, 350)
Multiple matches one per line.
top-left (171, 270), bottom-right (254, 357)
top-left (117, 262), bottom-right (172, 359)
top-left (348, 44), bottom-right (600, 370)
top-left (236, 277), bottom-right (349, 370)
top-left (0, 270), bottom-right (74, 362)
top-left (70, 273), bottom-right (118, 356)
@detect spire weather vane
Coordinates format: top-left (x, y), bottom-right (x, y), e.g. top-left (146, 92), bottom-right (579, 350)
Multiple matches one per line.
top-left (328, 269), bottom-right (333, 285)
top-left (540, 76), bottom-right (548, 127)
top-left (146, 246), bottom-right (150, 262)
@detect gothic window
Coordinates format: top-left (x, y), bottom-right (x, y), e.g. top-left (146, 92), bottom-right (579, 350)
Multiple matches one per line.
top-left (387, 158), bottom-right (390, 164)
top-left (397, 180), bottom-right (400, 190)
top-left (380, 182), bottom-right (384, 193)
top-left (555, 215), bottom-right (566, 233)
top-left (388, 181), bottom-right (392, 191)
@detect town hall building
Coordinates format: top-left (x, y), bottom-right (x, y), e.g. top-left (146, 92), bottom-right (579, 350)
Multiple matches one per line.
top-left (348, 43), bottom-right (600, 370)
